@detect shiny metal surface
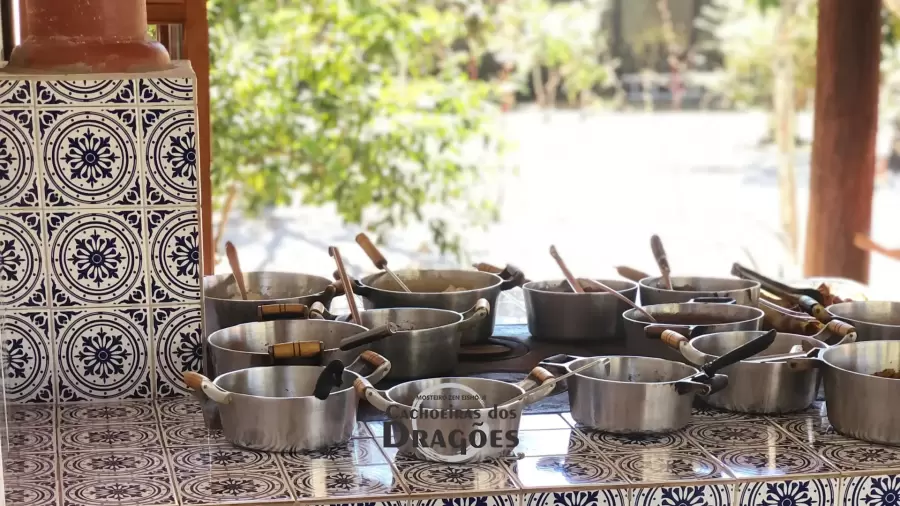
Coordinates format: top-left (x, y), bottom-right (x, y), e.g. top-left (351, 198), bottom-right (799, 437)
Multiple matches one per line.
top-left (207, 319), bottom-right (369, 378)
top-left (546, 356), bottom-right (712, 433)
top-left (827, 301), bottom-right (900, 341)
top-left (685, 331), bottom-right (825, 414)
top-left (212, 364), bottom-right (387, 452)
top-left (523, 279), bottom-right (638, 341)
top-left (356, 269), bottom-right (512, 344)
top-left (639, 276), bottom-right (760, 306)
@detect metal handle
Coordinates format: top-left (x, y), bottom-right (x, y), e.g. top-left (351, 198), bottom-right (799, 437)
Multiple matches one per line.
top-left (257, 303), bottom-right (309, 321)
top-left (354, 377), bottom-right (393, 412)
top-left (338, 323), bottom-right (398, 351)
top-left (460, 298), bottom-right (491, 331)
top-left (183, 371), bottom-right (232, 405)
top-left (348, 350), bottom-right (392, 384)
top-left (513, 366), bottom-right (557, 406)
top-left (688, 297), bottom-right (736, 305)
top-left (498, 264), bottom-right (527, 290)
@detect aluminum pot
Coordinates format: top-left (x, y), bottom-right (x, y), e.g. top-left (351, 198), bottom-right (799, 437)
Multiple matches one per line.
top-left (355, 367), bottom-right (556, 462)
top-left (523, 279), bottom-right (638, 341)
top-left (789, 341), bottom-right (900, 445)
top-left (350, 267), bottom-right (524, 344)
top-left (639, 276), bottom-right (760, 307)
top-left (353, 299), bottom-right (491, 379)
top-left (826, 301), bottom-right (900, 341)
top-left (185, 352), bottom-right (391, 452)
top-left (679, 331), bottom-right (827, 414)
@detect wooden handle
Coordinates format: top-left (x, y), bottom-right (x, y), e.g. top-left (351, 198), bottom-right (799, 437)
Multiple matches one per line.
top-left (268, 341), bottom-right (324, 359)
top-left (183, 371), bottom-right (205, 391)
top-left (309, 301), bottom-right (327, 319)
top-left (854, 233), bottom-right (900, 261)
top-left (355, 233), bottom-right (388, 269)
top-left (359, 350), bottom-right (387, 367)
top-left (473, 262), bottom-right (504, 274)
top-left (353, 377), bottom-right (368, 397)
top-left (528, 366), bottom-right (555, 384)
top-left (650, 235), bottom-right (673, 289)
top-left (549, 245), bottom-right (585, 294)
top-left (258, 303), bottom-right (308, 321)
top-left (660, 330), bottom-right (689, 350)
top-left (225, 241), bottom-right (248, 300)
top-left (616, 266), bottom-right (650, 282)
top-left (826, 319), bottom-right (856, 337)
top-left (330, 246), bottom-right (361, 324)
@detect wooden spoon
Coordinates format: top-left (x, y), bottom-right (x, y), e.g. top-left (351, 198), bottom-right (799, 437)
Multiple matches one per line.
top-left (355, 233), bottom-right (411, 292)
top-left (549, 246), bottom-right (658, 322)
top-left (854, 233), bottom-right (900, 261)
top-left (329, 246), bottom-right (362, 324)
top-left (224, 241), bottom-right (248, 300)
top-left (650, 235), bottom-right (673, 290)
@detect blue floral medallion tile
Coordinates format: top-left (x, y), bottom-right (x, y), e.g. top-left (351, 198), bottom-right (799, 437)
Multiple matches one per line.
top-left (279, 438), bottom-right (388, 467)
top-left (8, 426), bottom-right (55, 453)
top-left (4, 452), bottom-right (57, 481)
top-left (0, 80), bottom-right (33, 105)
top-left (844, 474), bottom-right (900, 505)
top-left (396, 461), bottom-right (516, 493)
top-left (816, 441), bottom-right (900, 472)
top-left (692, 402), bottom-right (754, 422)
top-left (0, 110), bottom-right (39, 208)
top-left (36, 80), bottom-right (136, 106)
top-left (632, 484), bottom-right (732, 506)
top-left (0, 212), bottom-right (47, 307)
top-left (161, 422), bottom-right (227, 447)
top-left (737, 479), bottom-right (837, 506)
top-left (58, 401), bottom-right (156, 425)
top-left (9, 404), bottom-right (54, 426)
top-left (3, 311), bottom-right (54, 402)
top-left (775, 416), bottom-right (857, 446)
top-left (142, 108), bottom-right (198, 205)
top-left (416, 495), bottom-right (518, 506)
top-left (58, 423), bottom-right (160, 452)
top-left (525, 490), bottom-right (627, 506)
top-left (62, 476), bottom-right (175, 506)
top-left (711, 445), bottom-right (839, 478)
top-left (514, 429), bottom-right (591, 456)
top-left (47, 211), bottom-right (146, 306)
top-left (685, 420), bottom-right (788, 449)
top-left (582, 429), bottom-right (696, 452)
top-left (169, 444), bottom-right (280, 476)
top-left (4, 481), bottom-right (58, 506)
top-left (39, 109), bottom-right (140, 207)
top-left (147, 209), bottom-right (201, 303)
top-left (156, 396), bottom-right (202, 423)
top-left (139, 78), bottom-right (194, 104)
top-left (175, 472), bottom-right (293, 505)
top-left (507, 455), bottom-right (627, 489)
top-left (53, 308), bottom-right (151, 401)
top-left (61, 449), bottom-right (169, 479)
top-left (153, 306), bottom-right (203, 397)
top-left (607, 450), bottom-right (733, 483)
top-left (288, 464), bottom-right (407, 499)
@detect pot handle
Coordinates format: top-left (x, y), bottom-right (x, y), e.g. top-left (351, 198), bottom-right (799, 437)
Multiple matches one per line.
top-left (658, 330), bottom-right (707, 365)
top-left (332, 272), bottom-right (371, 297)
top-left (674, 374), bottom-right (728, 396)
top-left (347, 350), bottom-right (392, 384)
top-left (688, 297), bottom-right (737, 305)
top-left (644, 324), bottom-right (694, 339)
top-left (309, 301), bottom-right (338, 320)
top-left (514, 366), bottom-right (557, 406)
top-left (787, 348), bottom-right (825, 371)
top-left (183, 372), bottom-right (233, 405)
top-left (353, 377), bottom-right (394, 412)
top-left (268, 341), bottom-right (325, 360)
top-left (257, 303), bottom-right (309, 321)
top-left (537, 354), bottom-right (584, 396)
top-left (460, 299), bottom-right (491, 331)
top-left (496, 264), bottom-right (527, 291)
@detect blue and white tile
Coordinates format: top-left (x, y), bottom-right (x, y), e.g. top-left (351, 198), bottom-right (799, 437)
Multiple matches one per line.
top-left (138, 78), bottom-right (194, 104)
top-left (46, 210), bottom-right (146, 307)
top-left (141, 108), bottom-right (199, 205)
top-left (0, 212), bottom-right (47, 307)
top-left (288, 464), bottom-right (407, 499)
top-left (153, 305), bottom-right (203, 397)
top-left (2, 311), bottom-right (54, 402)
top-left (415, 495), bottom-right (518, 506)
top-left (815, 441), bottom-right (900, 473)
top-left (507, 455), bottom-right (628, 490)
top-left (53, 308), bottom-right (151, 401)
top-left (525, 490), bottom-right (627, 506)
top-left (175, 472), bottom-right (293, 504)
top-left (36, 80), bottom-right (136, 106)
top-left (607, 449), bottom-right (734, 483)
top-left (58, 401), bottom-right (156, 425)
top-left (843, 474), bottom-right (900, 505)
top-left (582, 429), bottom-right (697, 452)
top-left (58, 423), bottom-right (161, 452)
top-left (395, 461), bottom-right (517, 494)
top-left (169, 444), bottom-right (280, 476)
top-left (156, 396), bottom-right (203, 423)
top-left (39, 108), bottom-right (140, 207)
top-left (4, 452), bottom-right (57, 481)
top-left (9, 404), bottom-right (55, 426)
top-left (8, 426), bottom-right (55, 453)
top-left (279, 438), bottom-right (388, 467)
top-left (710, 444), bottom-right (839, 478)
top-left (161, 422), bottom-right (227, 447)
top-left (62, 476), bottom-right (175, 506)
top-left (0, 79), bottom-right (33, 105)
top-left (514, 429), bottom-right (591, 456)
top-left (61, 449), bottom-right (169, 478)
top-left (774, 415), bottom-right (857, 446)
top-left (0, 109), bottom-right (39, 208)
top-left (4, 481), bottom-right (58, 506)
top-left (685, 420), bottom-right (789, 449)
top-left (147, 208), bottom-right (201, 303)
top-left (632, 484), bottom-right (732, 506)
top-left (737, 478), bottom-right (837, 506)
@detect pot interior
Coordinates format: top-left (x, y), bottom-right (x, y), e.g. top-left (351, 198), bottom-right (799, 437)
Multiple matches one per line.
top-left (364, 269), bottom-right (497, 293)
top-left (356, 308), bottom-right (461, 332)
top-left (828, 302), bottom-right (900, 327)
top-left (690, 331), bottom-right (824, 358)
top-left (571, 356), bottom-right (697, 383)
top-left (525, 279), bottom-right (634, 294)
top-left (824, 341), bottom-right (900, 376)
top-left (386, 377), bottom-right (522, 408)
top-left (642, 276), bottom-right (757, 292)
top-left (204, 272), bottom-right (332, 301)
top-left (215, 366), bottom-right (357, 397)
top-left (625, 303), bottom-right (763, 326)
top-left (208, 319), bottom-right (367, 354)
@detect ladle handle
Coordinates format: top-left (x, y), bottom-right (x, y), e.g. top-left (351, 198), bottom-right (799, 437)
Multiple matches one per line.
top-left (258, 303), bottom-right (309, 321)
top-left (616, 266), bottom-right (650, 282)
top-left (549, 246), bottom-right (585, 294)
top-left (355, 233), bottom-right (389, 270)
top-left (330, 246), bottom-right (362, 324)
top-left (225, 241), bottom-right (248, 300)
top-left (702, 329), bottom-right (777, 376)
top-left (826, 319), bottom-right (856, 337)
top-left (650, 235), bottom-right (673, 290)
top-left (338, 323), bottom-right (398, 351)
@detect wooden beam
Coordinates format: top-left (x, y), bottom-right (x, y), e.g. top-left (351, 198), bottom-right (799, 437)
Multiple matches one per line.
top-left (804, 0), bottom-right (881, 283)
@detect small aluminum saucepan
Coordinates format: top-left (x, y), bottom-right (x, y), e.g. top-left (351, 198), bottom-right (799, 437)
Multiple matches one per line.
top-left (639, 276), bottom-right (760, 306)
top-left (523, 279), bottom-right (638, 342)
top-left (827, 301), bottom-right (900, 341)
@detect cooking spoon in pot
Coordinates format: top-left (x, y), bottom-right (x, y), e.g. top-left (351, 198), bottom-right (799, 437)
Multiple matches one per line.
top-left (615, 266), bottom-right (651, 282)
top-left (355, 233), bottom-right (411, 293)
top-left (225, 241), bottom-right (248, 300)
top-left (330, 246), bottom-right (362, 324)
top-left (650, 235), bottom-right (674, 290)
top-left (550, 245), bottom-right (658, 322)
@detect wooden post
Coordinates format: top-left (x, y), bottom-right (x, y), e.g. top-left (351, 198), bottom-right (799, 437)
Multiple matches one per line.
top-left (804, 0), bottom-right (881, 283)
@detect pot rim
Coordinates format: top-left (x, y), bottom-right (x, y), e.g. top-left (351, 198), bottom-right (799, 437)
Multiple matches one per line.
top-left (566, 355), bottom-right (701, 385)
top-left (213, 365), bottom-right (362, 400)
top-left (383, 376), bottom-right (525, 409)
top-left (621, 303), bottom-right (765, 326)
top-left (359, 269), bottom-right (503, 295)
top-left (688, 331), bottom-right (826, 365)
top-left (638, 276), bottom-right (760, 293)
top-left (820, 341), bottom-right (900, 380)
top-left (355, 307), bottom-right (464, 334)
top-left (523, 279), bottom-right (638, 296)
top-left (203, 271), bottom-right (333, 303)
top-left (207, 318), bottom-right (369, 357)
top-left (826, 301), bottom-right (900, 330)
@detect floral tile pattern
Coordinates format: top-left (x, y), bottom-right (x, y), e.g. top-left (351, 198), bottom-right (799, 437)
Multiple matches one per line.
top-left (581, 429), bottom-right (697, 452)
top-left (36, 80), bottom-right (136, 106)
top-left (514, 429), bottom-right (591, 457)
top-left (607, 450), bottom-right (734, 483)
top-left (142, 108), bottom-right (199, 206)
top-left (815, 442), bottom-right (900, 473)
top-left (8, 426), bottom-right (55, 454)
top-left (774, 415), bottom-right (858, 446)
top-left (3, 311), bottom-right (54, 403)
top-left (60, 449), bottom-right (170, 479)
top-left (58, 401), bottom-right (156, 425)
top-left (147, 209), bottom-right (201, 304)
top-left (169, 445), bottom-right (280, 475)
top-left (415, 495), bottom-right (517, 506)
top-left (396, 461), bottom-right (517, 493)
top-left (174, 473), bottom-right (293, 505)
top-left (58, 423), bottom-right (160, 452)
top-left (62, 476), bottom-right (176, 506)
top-left (524, 490), bottom-right (627, 506)
top-left (632, 484), bottom-right (732, 506)
top-left (0, 80), bottom-right (32, 105)
top-left (0, 212), bottom-right (46, 307)
top-left (279, 438), bottom-right (388, 467)
top-left (4, 481), bottom-right (58, 506)
top-left (9, 404), bottom-right (54, 426)
top-left (507, 455), bottom-right (628, 489)
top-left (711, 444), bottom-right (840, 478)
top-left (4, 453), bottom-right (57, 482)
top-left (737, 478), bottom-right (838, 506)
top-left (289, 464), bottom-right (407, 499)
top-left (139, 78), bottom-right (194, 104)
top-left (156, 396), bottom-right (203, 423)
top-left (153, 305), bottom-right (203, 396)
top-left (843, 474), bottom-right (900, 505)
top-left (0, 110), bottom-right (39, 208)
top-left (685, 420), bottom-right (789, 449)
top-left (161, 422), bottom-right (227, 447)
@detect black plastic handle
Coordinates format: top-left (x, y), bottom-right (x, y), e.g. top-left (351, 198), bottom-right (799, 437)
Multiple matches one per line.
top-left (702, 329), bottom-right (777, 376)
top-left (313, 360), bottom-right (346, 400)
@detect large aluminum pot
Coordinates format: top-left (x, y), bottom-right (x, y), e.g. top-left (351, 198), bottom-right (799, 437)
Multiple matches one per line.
top-left (186, 353), bottom-right (391, 452)
top-left (523, 279), bottom-right (638, 341)
top-left (355, 300), bottom-right (490, 379)
top-left (639, 276), bottom-right (760, 307)
top-left (681, 331), bottom-right (827, 414)
top-left (541, 355), bottom-right (727, 433)
top-left (351, 267), bottom-right (524, 344)
top-left (789, 341), bottom-right (900, 445)
top-left (827, 301), bottom-right (900, 341)
top-left (355, 367), bottom-right (556, 462)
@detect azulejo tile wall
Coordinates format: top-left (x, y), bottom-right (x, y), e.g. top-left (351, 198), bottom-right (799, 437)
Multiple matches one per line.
top-left (0, 62), bottom-right (203, 403)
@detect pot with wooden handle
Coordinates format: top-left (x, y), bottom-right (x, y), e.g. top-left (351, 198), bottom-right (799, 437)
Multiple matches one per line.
top-left (639, 276), bottom-right (760, 307)
top-left (523, 278), bottom-right (638, 341)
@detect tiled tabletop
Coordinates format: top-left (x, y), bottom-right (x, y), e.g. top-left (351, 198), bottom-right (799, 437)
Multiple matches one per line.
top-left (4, 397), bottom-right (900, 506)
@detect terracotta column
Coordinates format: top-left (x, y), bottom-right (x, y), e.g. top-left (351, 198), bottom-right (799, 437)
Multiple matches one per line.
top-left (6, 0), bottom-right (170, 73)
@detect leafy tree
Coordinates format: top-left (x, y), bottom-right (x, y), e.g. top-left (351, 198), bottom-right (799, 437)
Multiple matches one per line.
top-left (206, 0), bottom-right (507, 257)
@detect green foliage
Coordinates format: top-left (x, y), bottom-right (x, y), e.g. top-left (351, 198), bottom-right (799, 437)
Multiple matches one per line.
top-left (206, 0), bottom-right (507, 257)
